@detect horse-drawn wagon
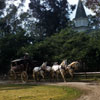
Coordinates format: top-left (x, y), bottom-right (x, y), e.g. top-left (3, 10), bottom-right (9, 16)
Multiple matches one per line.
top-left (9, 58), bottom-right (38, 83)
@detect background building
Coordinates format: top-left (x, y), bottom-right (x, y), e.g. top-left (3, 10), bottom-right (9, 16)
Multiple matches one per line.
top-left (73, 0), bottom-right (89, 32)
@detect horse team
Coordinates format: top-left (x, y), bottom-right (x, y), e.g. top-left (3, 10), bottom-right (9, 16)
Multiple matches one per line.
top-left (33, 60), bottom-right (80, 82)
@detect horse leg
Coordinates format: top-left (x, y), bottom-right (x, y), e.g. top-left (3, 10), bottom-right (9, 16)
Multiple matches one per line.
top-left (33, 71), bottom-right (36, 81)
top-left (40, 71), bottom-right (45, 80)
top-left (49, 71), bottom-right (52, 82)
top-left (51, 71), bottom-right (55, 81)
top-left (69, 69), bottom-right (74, 79)
top-left (56, 72), bottom-right (58, 82)
top-left (35, 72), bottom-right (39, 81)
top-left (60, 69), bottom-right (66, 82)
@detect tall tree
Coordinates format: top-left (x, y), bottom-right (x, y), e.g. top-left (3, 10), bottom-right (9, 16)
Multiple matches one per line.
top-left (29, 0), bottom-right (74, 38)
top-left (0, 0), bottom-right (28, 36)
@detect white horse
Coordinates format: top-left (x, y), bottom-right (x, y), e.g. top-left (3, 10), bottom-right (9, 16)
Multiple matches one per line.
top-left (51, 60), bottom-right (67, 81)
top-left (33, 62), bottom-right (47, 81)
top-left (33, 67), bottom-right (44, 81)
top-left (41, 62), bottom-right (52, 80)
top-left (59, 60), bottom-right (68, 82)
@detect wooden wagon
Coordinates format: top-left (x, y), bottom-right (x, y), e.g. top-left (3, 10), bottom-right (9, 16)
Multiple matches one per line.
top-left (9, 58), bottom-right (38, 83)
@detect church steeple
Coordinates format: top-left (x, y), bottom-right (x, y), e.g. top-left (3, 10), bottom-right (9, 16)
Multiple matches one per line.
top-left (74, 0), bottom-right (89, 32)
top-left (75, 0), bottom-right (87, 19)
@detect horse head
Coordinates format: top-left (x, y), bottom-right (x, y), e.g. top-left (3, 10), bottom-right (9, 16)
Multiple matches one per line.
top-left (41, 62), bottom-right (47, 70)
top-left (68, 61), bottom-right (80, 70)
top-left (60, 59), bottom-right (67, 68)
top-left (53, 62), bottom-right (58, 65)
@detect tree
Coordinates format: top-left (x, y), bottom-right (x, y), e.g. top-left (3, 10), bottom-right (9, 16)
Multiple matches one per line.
top-left (85, 0), bottom-right (100, 28)
top-left (0, 0), bottom-right (41, 42)
top-left (85, 0), bottom-right (100, 14)
top-left (29, 0), bottom-right (75, 38)
top-left (0, 1), bottom-right (6, 9)
top-left (0, 28), bottom-right (31, 74)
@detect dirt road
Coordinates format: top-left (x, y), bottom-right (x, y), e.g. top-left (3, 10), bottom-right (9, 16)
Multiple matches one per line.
top-left (48, 82), bottom-right (100, 100)
top-left (0, 80), bottom-right (100, 100)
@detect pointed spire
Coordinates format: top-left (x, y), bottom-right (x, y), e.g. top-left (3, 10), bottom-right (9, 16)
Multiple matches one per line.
top-left (75, 0), bottom-right (87, 19)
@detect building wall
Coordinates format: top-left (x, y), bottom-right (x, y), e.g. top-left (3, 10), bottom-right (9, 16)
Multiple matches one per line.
top-left (74, 26), bottom-right (89, 32)
top-left (74, 18), bottom-right (89, 27)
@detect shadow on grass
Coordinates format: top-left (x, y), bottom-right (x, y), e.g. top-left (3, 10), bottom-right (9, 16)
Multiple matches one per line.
top-left (0, 84), bottom-right (38, 91)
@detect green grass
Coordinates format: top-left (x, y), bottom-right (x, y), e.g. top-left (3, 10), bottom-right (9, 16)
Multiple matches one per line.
top-left (0, 84), bottom-right (82, 100)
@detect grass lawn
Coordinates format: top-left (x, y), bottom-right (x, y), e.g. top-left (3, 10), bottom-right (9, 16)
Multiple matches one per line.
top-left (0, 84), bottom-right (82, 100)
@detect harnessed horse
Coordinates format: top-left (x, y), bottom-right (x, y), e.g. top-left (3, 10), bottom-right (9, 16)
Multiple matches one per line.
top-left (51, 60), bottom-right (67, 81)
top-left (67, 61), bottom-right (80, 78)
top-left (41, 62), bottom-right (52, 81)
top-left (32, 62), bottom-right (47, 81)
top-left (60, 61), bottom-right (80, 82)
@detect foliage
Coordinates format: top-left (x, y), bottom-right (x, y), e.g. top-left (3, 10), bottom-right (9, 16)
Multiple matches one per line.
top-left (85, 0), bottom-right (100, 28)
top-left (29, 0), bottom-right (75, 38)
top-left (0, 0), bottom-right (75, 42)
top-left (0, 2), bottom-right (5, 9)
top-left (85, 0), bottom-right (100, 14)
top-left (0, 29), bottom-right (31, 73)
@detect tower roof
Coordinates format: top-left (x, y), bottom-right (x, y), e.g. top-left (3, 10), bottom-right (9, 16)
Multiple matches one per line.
top-left (75, 0), bottom-right (87, 19)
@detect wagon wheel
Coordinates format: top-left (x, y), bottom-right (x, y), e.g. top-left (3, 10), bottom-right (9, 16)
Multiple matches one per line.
top-left (21, 71), bottom-right (28, 83)
top-left (9, 70), bottom-right (16, 80)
